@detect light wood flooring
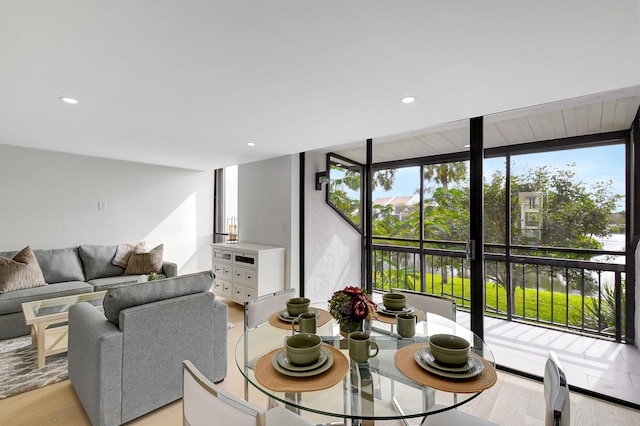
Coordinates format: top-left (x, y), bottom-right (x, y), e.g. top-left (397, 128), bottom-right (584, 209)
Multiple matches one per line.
top-left (0, 298), bottom-right (638, 426)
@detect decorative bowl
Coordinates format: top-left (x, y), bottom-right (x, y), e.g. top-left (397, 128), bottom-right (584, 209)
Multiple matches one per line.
top-left (286, 297), bottom-right (310, 316)
top-left (382, 293), bottom-right (406, 311)
top-left (428, 334), bottom-right (470, 366)
top-left (285, 333), bottom-right (322, 365)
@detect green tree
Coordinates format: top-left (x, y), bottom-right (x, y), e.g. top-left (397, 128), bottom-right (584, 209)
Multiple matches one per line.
top-left (483, 163), bottom-right (622, 294)
top-left (423, 163), bottom-right (467, 191)
top-left (423, 162), bottom-right (469, 283)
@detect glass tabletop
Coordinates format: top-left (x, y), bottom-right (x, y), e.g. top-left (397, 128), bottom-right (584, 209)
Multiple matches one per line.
top-left (22, 290), bottom-right (107, 320)
top-left (236, 305), bottom-right (495, 422)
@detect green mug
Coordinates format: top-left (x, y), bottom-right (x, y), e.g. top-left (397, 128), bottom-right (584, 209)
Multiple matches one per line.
top-left (396, 313), bottom-right (416, 338)
top-left (292, 312), bottom-right (317, 334)
top-left (348, 331), bottom-right (379, 363)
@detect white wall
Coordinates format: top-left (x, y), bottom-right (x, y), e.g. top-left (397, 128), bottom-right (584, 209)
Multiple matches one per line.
top-left (0, 144), bottom-right (214, 273)
top-left (304, 151), bottom-right (361, 303)
top-left (238, 155), bottom-right (299, 292)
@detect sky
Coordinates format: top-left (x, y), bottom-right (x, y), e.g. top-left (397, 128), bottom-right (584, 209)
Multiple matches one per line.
top-left (371, 144), bottom-right (626, 210)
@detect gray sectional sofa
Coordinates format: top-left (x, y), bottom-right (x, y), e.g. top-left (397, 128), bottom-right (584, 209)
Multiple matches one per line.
top-left (68, 270), bottom-right (227, 426)
top-left (0, 245), bottom-right (177, 340)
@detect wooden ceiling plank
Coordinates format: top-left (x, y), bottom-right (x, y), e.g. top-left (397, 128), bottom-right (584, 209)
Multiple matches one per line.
top-left (514, 117), bottom-right (536, 143)
top-left (484, 123), bottom-right (508, 147)
top-left (548, 110), bottom-right (567, 139)
top-left (562, 108), bottom-right (579, 137)
top-left (526, 114), bottom-right (547, 141)
top-left (600, 99), bottom-right (617, 132)
top-left (587, 102), bottom-right (604, 134)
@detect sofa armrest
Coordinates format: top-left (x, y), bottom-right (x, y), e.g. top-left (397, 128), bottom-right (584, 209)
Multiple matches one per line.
top-left (162, 261), bottom-right (178, 277)
top-left (212, 298), bottom-right (228, 382)
top-left (68, 302), bottom-right (123, 426)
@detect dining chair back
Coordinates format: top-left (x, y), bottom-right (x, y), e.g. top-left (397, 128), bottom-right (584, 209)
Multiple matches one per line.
top-left (243, 288), bottom-right (296, 400)
top-left (183, 360), bottom-right (312, 426)
top-left (383, 289), bottom-right (457, 426)
top-left (544, 351), bottom-right (570, 426)
top-left (390, 288), bottom-right (456, 320)
top-left (245, 288), bottom-right (296, 331)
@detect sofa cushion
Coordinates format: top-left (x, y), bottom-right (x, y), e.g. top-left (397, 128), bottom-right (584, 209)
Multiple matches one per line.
top-left (0, 250), bottom-right (17, 259)
top-left (111, 242), bottom-right (145, 268)
top-left (33, 247), bottom-right (85, 283)
top-left (0, 280), bottom-right (93, 315)
top-left (103, 270), bottom-right (214, 325)
top-left (0, 246), bottom-right (47, 294)
top-left (79, 245), bottom-right (126, 280)
top-left (123, 244), bottom-right (163, 275)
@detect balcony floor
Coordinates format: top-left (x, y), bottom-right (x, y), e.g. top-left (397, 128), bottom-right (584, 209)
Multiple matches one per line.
top-left (456, 311), bottom-right (640, 408)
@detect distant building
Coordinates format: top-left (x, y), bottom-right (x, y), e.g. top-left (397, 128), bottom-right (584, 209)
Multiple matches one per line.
top-left (373, 195), bottom-right (419, 221)
top-left (517, 192), bottom-right (543, 239)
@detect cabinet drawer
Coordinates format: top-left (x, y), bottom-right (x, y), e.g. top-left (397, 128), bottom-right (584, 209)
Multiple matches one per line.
top-left (213, 262), bottom-right (232, 279)
top-left (213, 249), bottom-right (233, 264)
top-left (233, 283), bottom-right (256, 302)
top-left (232, 266), bottom-right (257, 285)
top-left (233, 252), bottom-right (257, 268)
top-left (213, 279), bottom-right (232, 298)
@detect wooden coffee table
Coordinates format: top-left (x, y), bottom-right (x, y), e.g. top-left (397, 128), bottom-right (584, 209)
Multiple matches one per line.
top-left (21, 291), bottom-right (107, 369)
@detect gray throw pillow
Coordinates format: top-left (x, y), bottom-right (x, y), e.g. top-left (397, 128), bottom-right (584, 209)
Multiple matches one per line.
top-left (33, 247), bottom-right (85, 283)
top-left (103, 270), bottom-right (214, 325)
top-left (79, 245), bottom-right (125, 280)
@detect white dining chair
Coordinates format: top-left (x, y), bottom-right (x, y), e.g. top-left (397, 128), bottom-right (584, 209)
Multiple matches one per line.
top-left (183, 360), bottom-right (313, 426)
top-left (390, 288), bottom-right (457, 321)
top-left (384, 288), bottom-right (457, 425)
top-left (420, 404), bottom-right (498, 426)
top-left (544, 351), bottom-right (570, 426)
top-left (243, 288), bottom-right (296, 400)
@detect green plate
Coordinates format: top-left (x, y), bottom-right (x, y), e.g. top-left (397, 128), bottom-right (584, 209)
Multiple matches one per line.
top-left (414, 348), bottom-right (484, 379)
top-left (272, 347), bottom-right (334, 377)
top-left (278, 308), bottom-right (319, 323)
top-left (377, 305), bottom-right (415, 316)
top-left (276, 347), bottom-right (329, 372)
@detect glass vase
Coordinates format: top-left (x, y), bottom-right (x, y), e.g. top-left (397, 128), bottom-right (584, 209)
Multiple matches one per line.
top-left (339, 319), bottom-right (363, 337)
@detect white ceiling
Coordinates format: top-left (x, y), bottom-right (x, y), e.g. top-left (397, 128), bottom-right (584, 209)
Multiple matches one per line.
top-left (1, 1), bottom-right (639, 171)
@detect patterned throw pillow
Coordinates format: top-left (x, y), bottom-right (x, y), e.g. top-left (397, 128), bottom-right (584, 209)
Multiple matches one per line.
top-left (0, 246), bottom-right (47, 294)
top-left (123, 244), bottom-right (164, 275)
top-left (111, 241), bottom-right (145, 268)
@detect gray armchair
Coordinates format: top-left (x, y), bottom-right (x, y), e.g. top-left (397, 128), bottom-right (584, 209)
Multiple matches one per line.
top-left (68, 271), bottom-right (227, 426)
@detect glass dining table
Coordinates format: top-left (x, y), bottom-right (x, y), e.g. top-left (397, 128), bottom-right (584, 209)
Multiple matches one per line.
top-left (235, 303), bottom-right (496, 425)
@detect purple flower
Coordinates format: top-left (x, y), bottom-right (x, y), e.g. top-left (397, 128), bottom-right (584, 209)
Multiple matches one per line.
top-left (352, 298), bottom-right (368, 319)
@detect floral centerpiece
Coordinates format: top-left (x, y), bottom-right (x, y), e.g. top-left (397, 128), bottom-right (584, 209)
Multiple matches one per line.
top-left (328, 286), bottom-right (378, 335)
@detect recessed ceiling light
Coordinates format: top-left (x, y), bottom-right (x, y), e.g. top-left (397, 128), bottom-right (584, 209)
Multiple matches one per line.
top-left (401, 96), bottom-right (416, 104)
top-left (247, 142), bottom-right (255, 147)
top-left (59, 97), bottom-right (79, 104)
top-left (464, 144), bottom-right (470, 148)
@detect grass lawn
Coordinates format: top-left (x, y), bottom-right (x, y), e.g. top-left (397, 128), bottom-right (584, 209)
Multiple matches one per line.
top-left (374, 271), bottom-right (599, 328)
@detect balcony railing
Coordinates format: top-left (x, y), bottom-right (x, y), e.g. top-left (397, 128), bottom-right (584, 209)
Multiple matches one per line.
top-left (372, 242), bottom-right (626, 342)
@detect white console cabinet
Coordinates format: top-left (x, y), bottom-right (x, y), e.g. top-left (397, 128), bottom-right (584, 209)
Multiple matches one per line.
top-left (210, 242), bottom-right (285, 304)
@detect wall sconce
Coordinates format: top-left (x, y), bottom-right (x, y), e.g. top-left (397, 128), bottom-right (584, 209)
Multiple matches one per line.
top-left (315, 172), bottom-right (329, 190)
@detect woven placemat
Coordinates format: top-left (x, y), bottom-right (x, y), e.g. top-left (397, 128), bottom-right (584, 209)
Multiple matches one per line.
top-left (268, 308), bottom-right (332, 330)
top-left (254, 344), bottom-right (349, 392)
top-left (375, 309), bottom-right (425, 325)
top-left (394, 343), bottom-right (497, 393)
